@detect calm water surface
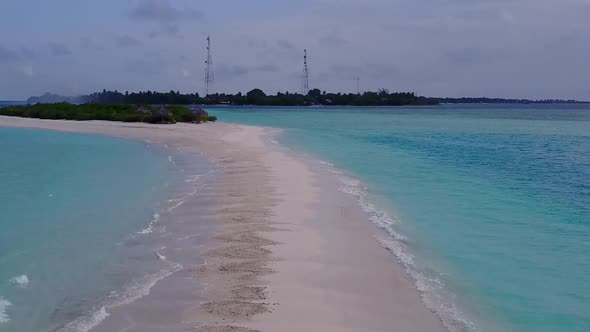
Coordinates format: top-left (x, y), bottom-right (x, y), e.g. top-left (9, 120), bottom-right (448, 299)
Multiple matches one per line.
top-left (0, 127), bottom-right (171, 332)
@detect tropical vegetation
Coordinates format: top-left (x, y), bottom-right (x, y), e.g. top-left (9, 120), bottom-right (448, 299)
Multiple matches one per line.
top-left (0, 103), bottom-right (217, 124)
top-left (28, 89), bottom-right (438, 106)
top-left (24, 89), bottom-right (585, 108)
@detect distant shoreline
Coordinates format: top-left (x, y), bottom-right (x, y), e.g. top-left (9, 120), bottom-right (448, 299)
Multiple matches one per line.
top-left (3, 100), bottom-right (590, 109)
top-left (11, 89), bottom-right (587, 107)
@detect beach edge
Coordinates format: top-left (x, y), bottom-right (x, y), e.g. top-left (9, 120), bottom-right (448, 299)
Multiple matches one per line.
top-left (0, 116), bottom-right (445, 332)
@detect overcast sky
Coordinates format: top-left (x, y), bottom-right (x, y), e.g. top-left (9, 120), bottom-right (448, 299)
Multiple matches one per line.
top-left (1, 0), bottom-right (589, 100)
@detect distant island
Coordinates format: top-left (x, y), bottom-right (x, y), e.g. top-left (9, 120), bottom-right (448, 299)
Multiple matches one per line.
top-left (0, 103), bottom-right (216, 124)
top-left (25, 89), bottom-right (587, 107)
top-left (27, 89), bottom-right (434, 106)
top-left (435, 97), bottom-right (585, 104)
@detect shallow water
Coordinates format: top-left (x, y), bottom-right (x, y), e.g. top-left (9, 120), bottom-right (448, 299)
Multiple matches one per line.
top-left (211, 104), bottom-right (590, 332)
top-left (0, 127), bottom-right (215, 332)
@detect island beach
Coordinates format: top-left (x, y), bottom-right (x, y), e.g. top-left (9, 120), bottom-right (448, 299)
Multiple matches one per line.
top-left (0, 116), bottom-right (445, 332)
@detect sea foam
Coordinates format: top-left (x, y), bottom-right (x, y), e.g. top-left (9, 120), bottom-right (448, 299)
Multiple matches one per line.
top-left (166, 187), bottom-right (200, 212)
top-left (58, 249), bottom-right (183, 332)
top-left (0, 297), bottom-right (12, 323)
top-left (107, 248), bottom-right (182, 308)
top-left (137, 213), bottom-right (160, 235)
top-left (10, 274), bottom-right (29, 288)
top-left (185, 169), bottom-right (217, 183)
top-left (335, 171), bottom-right (477, 332)
top-left (168, 156), bottom-right (176, 166)
top-left (57, 306), bottom-right (109, 332)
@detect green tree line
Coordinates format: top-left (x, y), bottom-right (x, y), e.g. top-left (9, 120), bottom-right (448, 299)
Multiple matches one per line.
top-left (28, 89), bottom-right (438, 106)
top-left (0, 103), bottom-right (217, 124)
top-left (27, 90), bottom-right (586, 106)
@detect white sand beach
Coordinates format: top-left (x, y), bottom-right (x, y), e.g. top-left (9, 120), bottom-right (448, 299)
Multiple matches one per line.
top-left (0, 116), bottom-right (445, 332)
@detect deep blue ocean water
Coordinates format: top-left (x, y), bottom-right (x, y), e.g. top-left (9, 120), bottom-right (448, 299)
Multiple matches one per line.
top-left (210, 104), bottom-right (590, 332)
top-left (0, 127), bottom-right (171, 331)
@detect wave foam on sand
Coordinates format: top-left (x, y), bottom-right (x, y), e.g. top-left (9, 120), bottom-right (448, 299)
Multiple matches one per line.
top-left (336, 172), bottom-right (478, 332)
top-left (0, 297), bottom-right (12, 323)
top-left (57, 307), bottom-right (110, 332)
top-left (57, 247), bottom-right (183, 332)
top-left (137, 213), bottom-right (160, 235)
top-left (64, 165), bottom-right (215, 331)
top-left (9, 275), bottom-right (30, 288)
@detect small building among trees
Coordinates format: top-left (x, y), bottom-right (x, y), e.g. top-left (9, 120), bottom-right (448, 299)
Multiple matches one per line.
top-left (134, 106), bottom-right (152, 122)
top-left (152, 107), bottom-right (175, 124)
top-left (187, 107), bottom-right (209, 123)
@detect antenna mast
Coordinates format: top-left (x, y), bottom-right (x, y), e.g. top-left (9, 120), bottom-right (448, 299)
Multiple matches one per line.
top-left (204, 36), bottom-right (214, 97)
top-left (357, 77), bottom-right (360, 95)
top-left (302, 49), bottom-right (310, 95)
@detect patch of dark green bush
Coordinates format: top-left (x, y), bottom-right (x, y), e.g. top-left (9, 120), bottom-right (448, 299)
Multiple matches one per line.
top-left (0, 103), bottom-right (217, 125)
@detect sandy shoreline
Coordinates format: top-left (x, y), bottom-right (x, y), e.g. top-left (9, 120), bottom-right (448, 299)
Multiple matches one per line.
top-left (0, 116), bottom-right (445, 332)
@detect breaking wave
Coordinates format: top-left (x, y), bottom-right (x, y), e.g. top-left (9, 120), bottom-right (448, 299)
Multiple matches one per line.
top-left (0, 297), bottom-right (11, 323)
top-left (335, 171), bottom-right (478, 332)
top-left (137, 213), bottom-right (160, 235)
top-left (9, 274), bottom-right (29, 288)
top-left (57, 306), bottom-right (109, 332)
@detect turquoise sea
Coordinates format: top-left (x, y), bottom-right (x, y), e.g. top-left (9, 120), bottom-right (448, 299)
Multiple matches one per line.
top-left (0, 126), bottom-right (195, 332)
top-left (211, 104), bottom-right (590, 332)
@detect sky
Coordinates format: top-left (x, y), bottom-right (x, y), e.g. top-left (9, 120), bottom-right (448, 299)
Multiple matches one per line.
top-left (1, 0), bottom-right (589, 100)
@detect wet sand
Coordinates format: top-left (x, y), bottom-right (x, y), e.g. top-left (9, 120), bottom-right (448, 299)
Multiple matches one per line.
top-left (0, 116), bottom-right (445, 332)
